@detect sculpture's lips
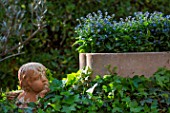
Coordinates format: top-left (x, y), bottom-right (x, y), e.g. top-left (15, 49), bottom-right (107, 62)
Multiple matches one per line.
top-left (43, 83), bottom-right (50, 91)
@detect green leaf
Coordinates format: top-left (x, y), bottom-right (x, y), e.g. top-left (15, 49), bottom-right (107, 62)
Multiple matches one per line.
top-left (66, 72), bottom-right (80, 86)
top-left (62, 95), bottom-right (80, 105)
top-left (87, 104), bottom-right (98, 111)
top-left (50, 79), bottom-right (63, 91)
top-left (112, 107), bottom-right (123, 113)
top-left (143, 104), bottom-right (150, 112)
top-left (130, 107), bottom-right (143, 112)
top-left (132, 75), bottom-right (141, 88)
top-left (51, 95), bottom-right (62, 103)
top-left (102, 85), bottom-right (108, 92)
top-left (50, 103), bottom-right (61, 111)
top-left (144, 21), bottom-right (148, 26)
top-left (105, 43), bottom-right (112, 50)
top-left (37, 108), bottom-right (46, 113)
top-left (61, 104), bottom-right (76, 113)
top-left (151, 100), bottom-right (158, 110)
top-left (155, 74), bottom-right (167, 88)
top-left (122, 96), bottom-right (131, 103)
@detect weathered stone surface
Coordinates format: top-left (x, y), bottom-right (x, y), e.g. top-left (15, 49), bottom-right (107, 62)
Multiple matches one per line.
top-left (79, 52), bottom-right (170, 78)
top-left (16, 62), bottom-right (50, 108)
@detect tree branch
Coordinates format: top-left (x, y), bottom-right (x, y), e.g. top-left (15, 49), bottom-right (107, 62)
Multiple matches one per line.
top-left (0, 52), bottom-right (25, 62)
top-left (0, 28), bottom-right (41, 57)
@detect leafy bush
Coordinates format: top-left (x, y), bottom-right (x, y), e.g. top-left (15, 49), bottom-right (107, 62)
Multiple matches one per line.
top-left (0, 0), bottom-right (47, 58)
top-left (1, 68), bottom-right (170, 113)
top-left (1, 0), bottom-right (170, 93)
top-left (74, 11), bottom-right (170, 53)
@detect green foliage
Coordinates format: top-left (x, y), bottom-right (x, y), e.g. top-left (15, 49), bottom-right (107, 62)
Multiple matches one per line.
top-left (1, 0), bottom-right (170, 94)
top-left (1, 68), bottom-right (169, 112)
top-left (74, 11), bottom-right (170, 53)
top-left (0, 0), bottom-right (47, 57)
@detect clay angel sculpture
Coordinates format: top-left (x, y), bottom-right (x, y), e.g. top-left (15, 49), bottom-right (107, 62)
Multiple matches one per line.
top-left (15, 62), bottom-right (50, 108)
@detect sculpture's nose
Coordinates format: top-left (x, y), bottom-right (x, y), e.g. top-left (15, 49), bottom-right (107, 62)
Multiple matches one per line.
top-left (42, 76), bottom-right (48, 83)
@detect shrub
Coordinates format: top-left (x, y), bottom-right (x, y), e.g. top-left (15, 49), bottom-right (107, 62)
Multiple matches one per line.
top-left (0, 68), bottom-right (170, 112)
top-left (74, 11), bottom-right (170, 53)
top-left (1, 0), bottom-right (170, 92)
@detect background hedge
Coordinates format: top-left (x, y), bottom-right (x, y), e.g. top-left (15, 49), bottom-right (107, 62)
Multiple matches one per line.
top-left (0, 0), bottom-right (170, 91)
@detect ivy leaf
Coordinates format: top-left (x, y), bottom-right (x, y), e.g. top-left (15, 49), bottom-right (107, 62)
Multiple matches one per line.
top-left (44, 92), bottom-right (56, 100)
top-left (61, 104), bottom-right (76, 113)
top-left (50, 79), bottom-right (63, 91)
top-left (167, 97), bottom-right (170, 105)
top-left (62, 94), bottom-right (80, 104)
top-left (130, 107), bottom-right (143, 112)
top-left (37, 108), bottom-right (46, 113)
top-left (60, 91), bottom-right (72, 96)
top-left (66, 72), bottom-right (80, 86)
top-left (50, 103), bottom-right (61, 111)
top-left (132, 75), bottom-right (141, 88)
top-left (112, 107), bottom-right (123, 113)
top-left (122, 96), bottom-right (131, 103)
top-left (51, 95), bottom-right (62, 103)
top-left (145, 98), bottom-right (153, 104)
top-left (151, 100), bottom-right (158, 110)
top-left (102, 85), bottom-right (108, 92)
top-left (155, 74), bottom-right (167, 88)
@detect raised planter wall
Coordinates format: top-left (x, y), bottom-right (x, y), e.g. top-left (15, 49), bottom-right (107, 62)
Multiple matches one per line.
top-left (79, 52), bottom-right (170, 78)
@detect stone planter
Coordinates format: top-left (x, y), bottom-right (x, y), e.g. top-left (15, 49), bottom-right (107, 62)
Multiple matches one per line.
top-left (79, 52), bottom-right (170, 78)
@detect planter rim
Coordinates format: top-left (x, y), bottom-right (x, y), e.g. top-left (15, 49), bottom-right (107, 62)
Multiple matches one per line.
top-left (80, 51), bottom-right (170, 55)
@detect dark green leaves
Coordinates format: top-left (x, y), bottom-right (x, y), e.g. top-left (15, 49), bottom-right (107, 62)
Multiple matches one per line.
top-left (1, 68), bottom-right (170, 112)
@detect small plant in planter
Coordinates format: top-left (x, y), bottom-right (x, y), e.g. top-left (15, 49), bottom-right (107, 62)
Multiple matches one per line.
top-left (74, 11), bottom-right (170, 77)
top-left (74, 11), bottom-right (170, 53)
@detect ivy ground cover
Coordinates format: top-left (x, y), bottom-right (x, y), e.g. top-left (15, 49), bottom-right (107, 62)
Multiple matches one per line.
top-left (0, 67), bottom-right (170, 113)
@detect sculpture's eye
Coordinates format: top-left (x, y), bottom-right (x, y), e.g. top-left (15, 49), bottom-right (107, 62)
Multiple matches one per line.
top-left (33, 75), bottom-right (40, 81)
top-left (35, 77), bottom-right (39, 80)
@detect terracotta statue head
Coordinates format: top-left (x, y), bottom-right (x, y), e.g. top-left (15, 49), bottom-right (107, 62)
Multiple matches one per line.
top-left (16, 62), bottom-right (50, 108)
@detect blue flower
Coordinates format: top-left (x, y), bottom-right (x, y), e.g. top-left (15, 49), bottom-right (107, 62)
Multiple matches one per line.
top-left (153, 23), bottom-right (157, 27)
top-left (91, 29), bottom-right (94, 33)
top-left (151, 29), bottom-right (155, 33)
top-left (157, 40), bottom-right (161, 45)
top-left (97, 10), bottom-right (102, 14)
top-left (112, 14), bottom-right (115, 17)
top-left (80, 17), bottom-right (84, 20)
top-left (105, 12), bottom-right (108, 15)
top-left (97, 29), bottom-right (101, 33)
top-left (76, 19), bottom-right (79, 21)
top-left (165, 15), bottom-right (170, 19)
top-left (104, 18), bottom-right (108, 23)
top-left (107, 15), bottom-right (111, 19)
top-left (120, 18), bottom-right (123, 21)
top-left (163, 28), bottom-right (169, 32)
top-left (128, 16), bottom-right (132, 19)
top-left (129, 23), bottom-right (132, 27)
top-left (96, 42), bottom-right (100, 45)
top-left (133, 36), bottom-right (137, 40)
top-left (144, 11), bottom-right (150, 18)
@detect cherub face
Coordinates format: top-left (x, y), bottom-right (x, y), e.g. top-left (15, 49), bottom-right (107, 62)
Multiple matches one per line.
top-left (27, 73), bottom-right (49, 93)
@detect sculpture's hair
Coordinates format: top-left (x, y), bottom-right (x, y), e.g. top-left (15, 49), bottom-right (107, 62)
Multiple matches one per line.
top-left (18, 62), bottom-right (47, 92)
